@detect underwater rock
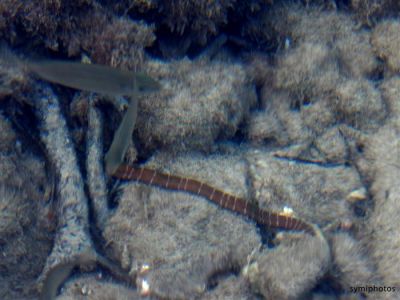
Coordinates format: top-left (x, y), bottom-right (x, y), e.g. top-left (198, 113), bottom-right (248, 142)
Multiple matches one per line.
top-left (380, 76), bottom-right (400, 118)
top-left (57, 275), bottom-right (141, 300)
top-left (362, 123), bottom-right (400, 296)
top-left (0, 1), bottom-right (155, 68)
top-left (350, 0), bottom-right (400, 25)
top-left (244, 4), bottom-right (387, 165)
top-left (34, 85), bottom-right (94, 300)
top-left (246, 231), bottom-right (330, 299)
top-left (334, 78), bottom-right (386, 130)
top-left (247, 152), bottom-right (362, 228)
top-left (0, 48), bottom-right (30, 102)
top-left (314, 127), bottom-right (347, 163)
top-left (137, 58), bottom-right (256, 154)
top-left (0, 117), bottom-right (52, 299)
top-left (371, 20), bottom-right (400, 74)
top-left (201, 275), bottom-right (255, 299)
top-left (329, 233), bottom-right (376, 292)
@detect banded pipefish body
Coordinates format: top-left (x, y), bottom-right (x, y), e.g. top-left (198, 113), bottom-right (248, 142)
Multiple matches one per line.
top-left (113, 164), bottom-right (316, 235)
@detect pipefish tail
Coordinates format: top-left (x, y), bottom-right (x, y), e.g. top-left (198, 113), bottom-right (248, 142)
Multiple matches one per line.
top-left (112, 164), bottom-right (316, 235)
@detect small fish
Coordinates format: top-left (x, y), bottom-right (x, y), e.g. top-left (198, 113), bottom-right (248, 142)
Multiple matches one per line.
top-left (23, 57), bottom-right (160, 175)
top-left (1, 44), bottom-right (160, 175)
top-left (27, 60), bottom-right (161, 95)
top-left (0, 44), bottom-right (161, 95)
top-left (105, 93), bottom-right (138, 175)
top-left (26, 58), bottom-right (160, 175)
top-left (26, 58), bottom-right (160, 174)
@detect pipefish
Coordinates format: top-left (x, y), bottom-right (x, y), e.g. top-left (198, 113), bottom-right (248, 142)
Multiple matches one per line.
top-left (113, 164), bottom-right (316, 235)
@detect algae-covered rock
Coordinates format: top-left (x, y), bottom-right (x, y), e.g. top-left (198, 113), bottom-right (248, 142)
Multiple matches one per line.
top-left (371, 20), bottom-right (400, 74)
top-left (247, 152), bottom-right (362, 228)
top-left (137, 58), bottom-right (256, 153)
top-left (246, 231), bottom-right (330, 299)
top-left (0, 116), bottom-right (52, 299)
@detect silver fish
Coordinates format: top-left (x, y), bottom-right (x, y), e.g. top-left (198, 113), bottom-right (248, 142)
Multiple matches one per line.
top-left (27, 60), bottom-right (160, 95)
top-left (1, 45), bottom-right (159, 175)
top-left (25, 59), bottom-right (160, 175)
top-left (104, 93), bottom-right (139, 175)
top-left (0, 45), bottom-right (160, 95)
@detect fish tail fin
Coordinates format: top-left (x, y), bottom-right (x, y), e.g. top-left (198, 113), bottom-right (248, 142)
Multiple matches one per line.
top-left (0, 42), bottom-right (26, 71)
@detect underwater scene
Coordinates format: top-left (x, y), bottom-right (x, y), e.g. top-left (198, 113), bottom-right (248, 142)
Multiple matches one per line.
top-left (0, 0), bottom-right (400, 299)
